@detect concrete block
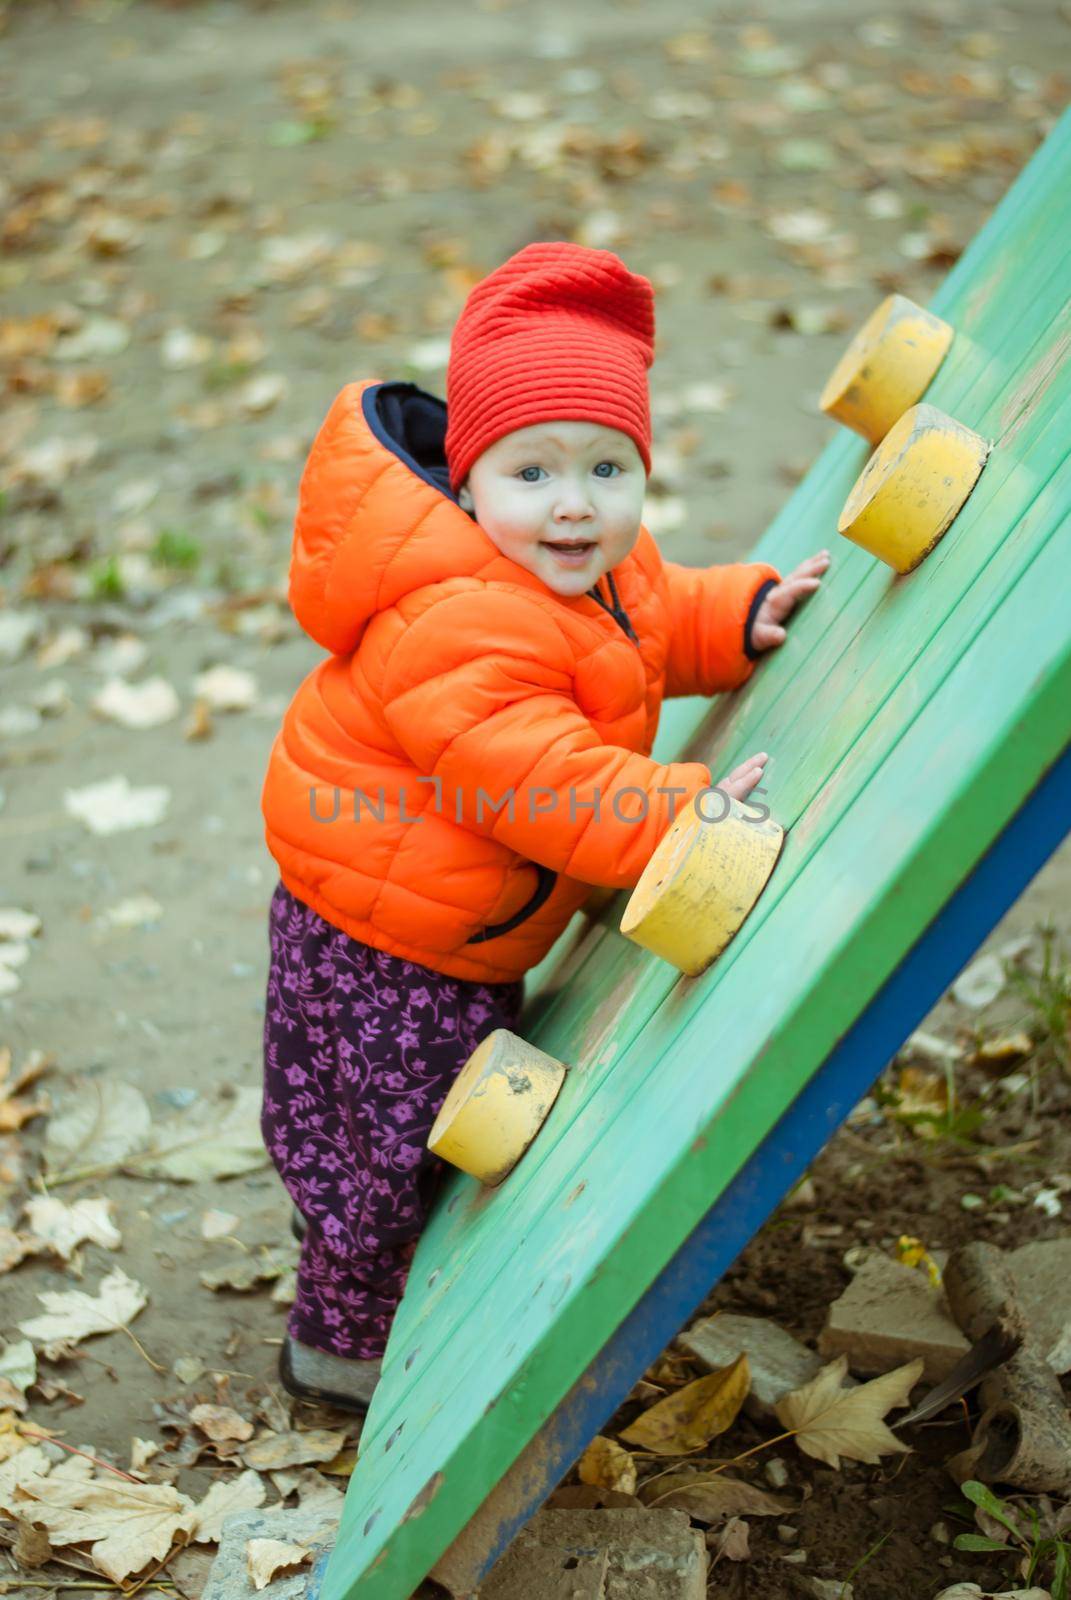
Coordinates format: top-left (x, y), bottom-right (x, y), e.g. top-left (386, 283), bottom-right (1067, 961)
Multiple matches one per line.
top-left (480, 1509), bottom-right (707, 1600)
top-left (818, 1254), bottom-right (968, 1381)
top-left (678, 1314), bottom-right (831, 1416)
top-left (200, 1505), bottom-right (339, 1600)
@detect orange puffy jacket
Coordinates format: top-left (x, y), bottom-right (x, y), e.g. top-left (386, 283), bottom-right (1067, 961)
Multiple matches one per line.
top-left (260, 380), bottom-right (781, 984)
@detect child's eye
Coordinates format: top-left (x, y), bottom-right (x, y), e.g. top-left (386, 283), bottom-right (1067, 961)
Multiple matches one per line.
top-left (512, 464), bottom-right (621, 480)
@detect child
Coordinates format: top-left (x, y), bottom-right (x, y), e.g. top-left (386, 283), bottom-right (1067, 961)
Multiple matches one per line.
top-left (259, 242), bottom-right (829, 1412)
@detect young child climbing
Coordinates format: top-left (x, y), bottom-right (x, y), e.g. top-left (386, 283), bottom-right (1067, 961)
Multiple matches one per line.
top-left (259, 241), bottom-right (830, 1413)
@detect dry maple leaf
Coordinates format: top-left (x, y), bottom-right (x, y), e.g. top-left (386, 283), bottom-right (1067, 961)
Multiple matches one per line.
top-left (0, 1046), bottom-right (51, 1133)
top-left (1, 1471), bottom-right (196, 1582)
top-left (17, 1268), bottom-right (147, 1357)
top-left (621, 1353), bottom-right (750, 1455)
top-left (23, 1196), bottom-right (120, 1261)
top-left (644, 1468), bottom-right (792, 1523)
top-left (248, 1536), bottom-right (312, 1590)
top-left (240, 1428), bottom-right (346, 1472)
top-left (190, 1404), bottom-right (254, 1444)
top-left (774, 1354), bottom-right (923, 1468)
top-left (577, 1435), bottom-right (637, 1496)
top-left (189, 1469), bottom-right (265, 1543)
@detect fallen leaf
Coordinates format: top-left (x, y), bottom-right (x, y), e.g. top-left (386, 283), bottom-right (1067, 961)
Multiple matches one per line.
top-left (248, 1536), bottom-right (311, 1590)
top-left (95, 895), bottom-right (164, 932)
top-left (577, 1435), bottom-right (637, 1495)
top-left (201, 1210), bottom-right (240, 1241)
top-left (0, 1046), bottom-right (51, 1133)
top-left (130, 1439), bottom-right (159, 1472)
top-left (0, 909), bottom-right (42, 941)
top-left (898, 1030), bottom-right (964, 1067)
top-left (18, 1268), bottom-right (148, 1358)
top-left (53, 316), bottom-right (130, 361)
top-left (0, 1444), bottom-right (52, 1502)
top-left (711, 1515), bottom-right (750, 1563)
top-left (190, 1405), bottom-right (254, 1444)
top-left (23, 1196), bottom-right (121, 1260)
top-left (64, 775), bottom-right (170, 835)
top-left (13, 1517), bottom-right (53, 1567)
top-left (268, 1467), bottom-right (344, 1513)
top-left (974, 1033), bottom-right (1034, 1066)
top-left (952, 953), bottom-right (1006, 1009)
top-left (643, 1469), bottom-right (792, 1523)
top-left (241, 1429), bottom-right (347, 1471)
top-left (142, 1087), bottom-right (269, 1181)
top-left (933, 1586), bottom-right (1051, 1599)
top-left (621, 1354), bottom-right (750, 1455)
top-left (893, 1066), bottom-right (951, 1132)
top-left (161, 328), bottom-right (214, 369)
top-left (190, 1468), bottom-right (266, 1542)
top-left (36, 624), bottom-right (90, 668)
top-left (1, 1470), bottom-right (195, 1582)
top-left (895, 1234), bottom-right (942, 1287)
top-left (774, 1355), bottom-right (923, 1469)
top-left (765, 208), bottom-right (835, 244)
top-left (0, 612), bottom-right (44, 664)
top-left (191, 664), bottom-right (257, 711)
top-left (44, 1079), bottom-right (152, 1175)
top-left (0, 1342), bottom-right (36, 1402)
top-left (238, 374), bottom-right (287, 416)
top-left (199, 1249), bottom-right (292, 1292)
top-left (0, 1229), bottom-right (43, 1274)
top-left (90, 676), bottom-right (181, 729)
top-left (90, 635), bottom-right (149, 678)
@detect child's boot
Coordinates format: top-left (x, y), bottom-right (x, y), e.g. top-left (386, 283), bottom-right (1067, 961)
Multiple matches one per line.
top-left (279, 1334), bottom-right (381, 1415)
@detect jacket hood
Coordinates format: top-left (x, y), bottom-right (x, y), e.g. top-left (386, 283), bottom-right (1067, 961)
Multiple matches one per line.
top-left (289, 379), bottom-right (606, 657)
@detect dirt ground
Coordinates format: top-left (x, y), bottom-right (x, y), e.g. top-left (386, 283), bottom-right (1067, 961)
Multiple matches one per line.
top-left (0, 0), bottom-right (1069, 1596)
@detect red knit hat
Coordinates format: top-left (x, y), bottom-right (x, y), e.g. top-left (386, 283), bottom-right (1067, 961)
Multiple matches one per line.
top-left (444, 241), bottom-right (655, 495)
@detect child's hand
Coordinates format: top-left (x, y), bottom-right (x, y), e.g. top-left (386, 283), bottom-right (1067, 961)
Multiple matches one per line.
top-left (750, 550), bottom-right (831, 652)
top-left (715, 750), bottom-right (768, 802)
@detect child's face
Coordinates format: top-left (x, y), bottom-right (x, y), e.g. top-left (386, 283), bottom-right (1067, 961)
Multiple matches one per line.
top-left (457, 421), bottom-right (646, 597)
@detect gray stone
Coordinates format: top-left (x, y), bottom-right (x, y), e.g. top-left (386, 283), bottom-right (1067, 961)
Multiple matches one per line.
top-left (478, 1540), bottom-right (608, 1600)
top-left (1009, 1237), bottom-right (1071, 1373)
top-left (677, 1314), bottom-right (830, 1415)
top-left (200, 1505), bottom-right (340, 1600)
top-left (818, 1254), bottom-right (969, 1381)
top-left (480, 1509), bottom-right (707, 1600)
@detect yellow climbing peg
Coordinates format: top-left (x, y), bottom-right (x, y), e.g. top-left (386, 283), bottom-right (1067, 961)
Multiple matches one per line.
top-left (820, 294), bottom-right (954, 445)
top-left (837, 402), bottom-right (990, 574)
top-left (619, 791), bottom-right (784, 977)
top-left (428, 1029), bottom-right (568, 1187)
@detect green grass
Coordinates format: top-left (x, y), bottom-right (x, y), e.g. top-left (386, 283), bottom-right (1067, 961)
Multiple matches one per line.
top-left (151, 528), bottom-right (202, 571)
top-left (952, 1480), bottom-right (1071, 1599)
top-left (1004, 924), bottom-right (1071, 1075)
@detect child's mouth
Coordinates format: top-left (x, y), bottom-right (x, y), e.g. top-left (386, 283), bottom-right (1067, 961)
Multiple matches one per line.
top-left (541, 540), bottom-right (597, 565)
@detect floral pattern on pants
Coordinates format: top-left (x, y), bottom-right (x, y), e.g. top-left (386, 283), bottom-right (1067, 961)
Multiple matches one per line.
top-left (260, 881), bottom-right (525, 1358)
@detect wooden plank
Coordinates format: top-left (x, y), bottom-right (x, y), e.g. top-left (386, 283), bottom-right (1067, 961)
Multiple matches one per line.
top-left (321, 504), bottom-right (1070, 1597)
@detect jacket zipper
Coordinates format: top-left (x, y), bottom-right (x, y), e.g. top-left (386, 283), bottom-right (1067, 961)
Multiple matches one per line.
top-left (463, 570), bottom-right (638, 949)
top-left (589, 570), bottom-right (640, 646)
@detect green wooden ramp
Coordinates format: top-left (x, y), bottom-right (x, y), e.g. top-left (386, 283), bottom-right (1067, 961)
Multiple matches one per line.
top-left (312, 108), bottom-right (1071, 1599)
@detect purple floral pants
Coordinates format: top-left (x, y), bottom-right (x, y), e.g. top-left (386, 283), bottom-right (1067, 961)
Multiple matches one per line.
top-left (260, 881), bottom-right (525, 1359)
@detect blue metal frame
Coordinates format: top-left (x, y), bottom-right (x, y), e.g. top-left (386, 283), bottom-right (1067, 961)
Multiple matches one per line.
top-left (307, 742), bottom-right (1069, 1597)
